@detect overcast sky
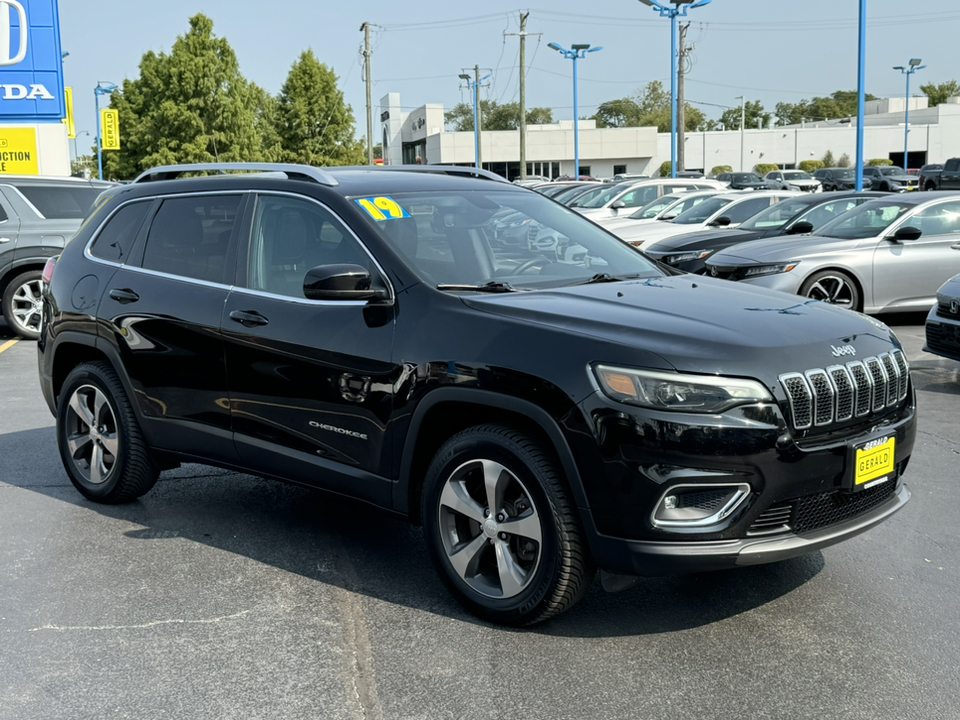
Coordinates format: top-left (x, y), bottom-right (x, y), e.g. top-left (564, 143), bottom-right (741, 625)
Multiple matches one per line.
top-left (58, 0), bottom-right (960, 148)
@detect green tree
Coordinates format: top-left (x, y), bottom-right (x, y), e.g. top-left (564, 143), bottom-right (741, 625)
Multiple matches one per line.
top-left (592, 98), bottom-right (644, 128)
top-left (104, 14), bottom-right (269, 179)
top-left (867, 158), bottom-right (893, 166)
top-left (718, 100), bottom-right (771, 130)
top-left (658, 160), bottom-right (672, 177)
top-left (444, 100), bottom-right (553, 131)
top-left (920, 80), bottom-right (960, 107)
top-left (799, 160), bottom-right (823, 174)
top-left (276, 49), bottom-right (365, 166)
top-left (822, 150), bottom-right (836, 167)
top-left (775, 90), bottom-right (877, 125)
top-left (837, 153), bottom-right (851, 168)
top-left (592, 82), bottom-right (705, 132)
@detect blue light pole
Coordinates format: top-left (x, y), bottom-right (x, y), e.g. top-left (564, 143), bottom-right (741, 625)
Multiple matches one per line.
top-left (638, 0), bottom-right (712, 178)
top-left (547, 43), bottom-right (602, 179)
top-left (94, 81), bottom-right (117, 180)
top-left (459, 71), bottom-right (491, 169)
top-left (894, 59), bottom-right (925, 172)
top-left (855, 0), bottom-right (866, 191)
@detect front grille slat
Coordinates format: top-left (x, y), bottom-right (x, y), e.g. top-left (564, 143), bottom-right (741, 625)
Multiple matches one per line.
top-left (779, 352), bottom-right (909, 432)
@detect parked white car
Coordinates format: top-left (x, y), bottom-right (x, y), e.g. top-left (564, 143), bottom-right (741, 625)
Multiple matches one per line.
top-left (765, 170), bottom-right (822, 192)
top-left (567, 178), bottom-right (726, 220)
top-left (612, 190), bottom-right (803, 248)
top-left (593, 189), bottom-right (731, 232)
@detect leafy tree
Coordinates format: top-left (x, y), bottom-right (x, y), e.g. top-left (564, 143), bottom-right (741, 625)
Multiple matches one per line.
top-left (593, 98), bottom-right (644, 128)
top-left (867, 158), bottom-right (893, 167)
top-left (821, 150), bottom-right (836, 167)
top-left (104, 14), bottom-right (269, 179)
top-left (276, 49), bottom-right (365, 166)
top-left (920, 80), bottom-right (960, 107)
top-left (444, 100), bottom-right (553, 131)
top-left (710, 165), bottom-right (732, 176)
top-left (658, 160), bottom-right (672, 177)
top-left (775, 90), bottom-right (877, 125)
top-left (591, 82), bottom-right (705, 132)
top-left (799, 160), bottom-right (823, 174)
top-left (719, 100), bottom-right (771, 131)
top-left (837, 153), bottom-right (851, 168)
top-left (754, 163), bottom-right (779, 176)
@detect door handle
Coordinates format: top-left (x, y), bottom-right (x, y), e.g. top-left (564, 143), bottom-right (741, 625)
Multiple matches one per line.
top-left (108, 288), bottom-right (140, 304)
top-left (229, 309), bottom-right (269, 328)
top-left (0, 237), bottom-right (11, 243)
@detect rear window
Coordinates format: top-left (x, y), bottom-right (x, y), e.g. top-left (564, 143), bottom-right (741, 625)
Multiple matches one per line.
top-left (15, 184), bottom-right (104, 219)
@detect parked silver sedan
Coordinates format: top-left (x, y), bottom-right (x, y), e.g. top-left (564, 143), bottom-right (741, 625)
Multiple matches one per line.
top-left (704, 193), bottom-right (960, 314)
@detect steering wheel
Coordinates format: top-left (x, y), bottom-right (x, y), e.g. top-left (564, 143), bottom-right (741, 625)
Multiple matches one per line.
top-left (510, 258), bottom-right (547, 275)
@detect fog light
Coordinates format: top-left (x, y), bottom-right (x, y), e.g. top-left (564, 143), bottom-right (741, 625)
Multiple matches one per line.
top-left (652, 483), bottom-right (751, 530)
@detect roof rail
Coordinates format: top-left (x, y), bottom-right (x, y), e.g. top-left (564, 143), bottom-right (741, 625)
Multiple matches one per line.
top-left (340, 165), bottom-right (511, 184)
top-left (132, 162), bottom-right (339, 187)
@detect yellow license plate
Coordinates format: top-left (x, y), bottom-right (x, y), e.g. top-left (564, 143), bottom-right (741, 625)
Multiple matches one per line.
top-left (855, 436), bottom-right (896, 487)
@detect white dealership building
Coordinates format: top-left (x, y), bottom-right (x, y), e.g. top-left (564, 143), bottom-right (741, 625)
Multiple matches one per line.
top-left (379, 92), bottom-right (960, 180)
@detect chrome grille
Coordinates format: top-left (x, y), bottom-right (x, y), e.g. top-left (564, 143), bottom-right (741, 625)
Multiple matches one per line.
top-left (779, 350), bottom-right (909, 431)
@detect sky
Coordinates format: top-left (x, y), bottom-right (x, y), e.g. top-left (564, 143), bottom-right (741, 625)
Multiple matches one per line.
top-left (57, 0), bottom-right (960, 153)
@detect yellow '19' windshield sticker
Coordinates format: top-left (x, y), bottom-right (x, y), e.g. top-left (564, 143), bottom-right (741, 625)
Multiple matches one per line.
top-left (355, 196), bottom-right (411, 221)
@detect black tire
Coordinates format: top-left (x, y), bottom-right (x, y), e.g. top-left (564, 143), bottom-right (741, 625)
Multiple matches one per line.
top-left (800, 269), bottom-right (861, 311)
top-left (2, 270), bottom-right (43, 340)
top-left (57, 361), bottom-right (160, 504)
top-left (422, 424), bottom-right (595, 626)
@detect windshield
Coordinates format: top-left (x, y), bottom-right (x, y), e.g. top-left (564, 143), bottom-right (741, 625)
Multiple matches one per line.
top-left (569, 183), bottom-right (633, 208)
top-left (552, 184), bottom-right (598, 203)
top-left (670, 196), bottom-right (733, 224)
top-left (815, 200), bottom-right (913, 240)
top-left (732, 173), bottom-right (762, 183)
top-left (628, 192), bottom-right (709, 220)
top-left (354, 189), bottom-right (664, 290)
top-left (739, 197), bottom-right (814, 230)
top-left (832, 169), bottom-right (856, 179)
top-left (783, 171), bottom-right (812, 180)
top-left (877, 166), bottom-right (905, 176)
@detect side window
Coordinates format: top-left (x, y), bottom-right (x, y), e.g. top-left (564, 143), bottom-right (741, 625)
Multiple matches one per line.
top-left (89, 201), bottom-right (151, 263)
top-left (141, 194), bottom-right (241, 283)
top-left (725, 197), bottom-right (771, 223)
top-left (0, 203), bottom-right (7, 222)
top-left (247, 195), bottom-right (371, 298)
top-left (909, 201), bottom-right (960, 237)
top-left (13, 185), bottom-right (103, 219)
top-left (619, 186), bottom-right (659, 208)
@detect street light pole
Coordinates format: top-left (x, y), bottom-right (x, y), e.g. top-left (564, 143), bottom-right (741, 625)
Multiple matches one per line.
top-left (459, 70), bottom-right (491, 169)
top-left (855, 0), bottom-right (866, 191)
top-left (893, 59), bottom-right (925, 171)
top-left (735, 95), bottom-right (745, 171)
top-left (94, 81), bottom-right (117, 180)
top-left (638, 0), bottom-right (712, 178)
top-left (547, 43), bottom-right (602, 179)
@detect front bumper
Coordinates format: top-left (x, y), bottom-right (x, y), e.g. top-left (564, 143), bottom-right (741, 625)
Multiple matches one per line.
top-left (924, 303), bottom-right (960, 361)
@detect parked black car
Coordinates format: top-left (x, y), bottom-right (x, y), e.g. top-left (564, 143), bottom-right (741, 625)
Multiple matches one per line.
top-left (39, 163), bottom-right (916, 626)
top-left (813, 167), bottom-right (873, 191)
top-left (644, 191), bottom-right (885, 273)
top-left (925, 271), bottom-right (960, 361)
top-left (0, 175), bottom-right (114, 338)
top-left (918, 158), bottom-right (960, 192)
top-left (862, 166), bottom-right (919, 192)
top-left (714, 172), bottom-right (772, 190)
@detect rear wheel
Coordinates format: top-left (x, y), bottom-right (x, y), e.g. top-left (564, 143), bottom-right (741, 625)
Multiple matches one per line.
top-left (800, 269), bottom-right (860, 311)
top-left (2, 270), bottom-right (43, 340)
top-left (57, 362), bottom-right (159, 503)
top-left (422, 424), bottom-right (595, 625)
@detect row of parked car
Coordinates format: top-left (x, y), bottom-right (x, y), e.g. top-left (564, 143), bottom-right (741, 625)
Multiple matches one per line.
top-left (531, 175), bottom-right (960, 365)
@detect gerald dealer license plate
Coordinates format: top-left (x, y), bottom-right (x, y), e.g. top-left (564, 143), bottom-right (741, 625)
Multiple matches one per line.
top-left (855, 436), bottom-right (896, 489)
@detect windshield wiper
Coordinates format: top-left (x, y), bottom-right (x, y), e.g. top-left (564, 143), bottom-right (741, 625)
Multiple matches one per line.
top-left (574, 273), bottom-right (646, 285)
top-left (436, 281), bottom-right (518, 293)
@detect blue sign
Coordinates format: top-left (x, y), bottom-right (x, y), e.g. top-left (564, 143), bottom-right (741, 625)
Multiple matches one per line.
top-left (0, 0), bottom-right (65, 121)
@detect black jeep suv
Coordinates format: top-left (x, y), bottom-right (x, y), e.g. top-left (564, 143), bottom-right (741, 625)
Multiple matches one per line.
top-left (39, 163), bottom-right (916, 625)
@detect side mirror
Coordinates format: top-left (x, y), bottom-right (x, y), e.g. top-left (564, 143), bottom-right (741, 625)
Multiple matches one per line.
top-left (951, 242), bottom-right (960, 251)
top-left (710, 216), bottom-right (732, 227)
top-left (787, 221), bottom-right (814, 235)
top-left (611, 200), bottom-right (626, 211)
top-left (889, 226), bottom-right (922, 242)
top-left (303, 263), bottom-right (390, 302)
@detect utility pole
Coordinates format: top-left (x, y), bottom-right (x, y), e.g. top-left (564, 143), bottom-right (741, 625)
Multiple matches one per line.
top-left (506, 13), bottom-right (541, 181)
top-left (677, 22), bottom-right (689, 172)
top-left (360, 22), bottom-right (374, 165)
top-left (475, 65), bottom-right (483, 167)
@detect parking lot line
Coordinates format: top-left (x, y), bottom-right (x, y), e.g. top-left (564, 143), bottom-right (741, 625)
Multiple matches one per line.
top-left (0, 339), bottom-right (19, 354)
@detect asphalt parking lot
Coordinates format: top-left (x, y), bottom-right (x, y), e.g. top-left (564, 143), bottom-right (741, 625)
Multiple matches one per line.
top-left (1, 313), bottom-right (958, 720)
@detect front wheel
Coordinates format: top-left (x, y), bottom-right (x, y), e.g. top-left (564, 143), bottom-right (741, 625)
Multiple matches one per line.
top-left (800, 269), bottom-right (860, 311)
top-left (422, 425), bottom-right (595, 625)
top-left (2, 270), bottom-right (43, 340)
top-left (57, 362), bottom-right (160, 503)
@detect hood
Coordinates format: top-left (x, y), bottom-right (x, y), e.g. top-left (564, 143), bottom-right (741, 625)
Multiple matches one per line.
top-left (461, 275), bottom-right (899, 377)
top-left (614, 220), bottom-right (708, 245)
top-left (707, 233), bottom-right (858, 266)
top-left (879, 174), bottom-right (916, 184)
top-left (937, 273), bottom-right (960, 297)
top-left (644, 228), bottom-right (764, 254)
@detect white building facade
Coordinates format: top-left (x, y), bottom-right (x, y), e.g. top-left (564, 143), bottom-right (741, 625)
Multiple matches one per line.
top-left (379, 93), bottom-right (960, 179)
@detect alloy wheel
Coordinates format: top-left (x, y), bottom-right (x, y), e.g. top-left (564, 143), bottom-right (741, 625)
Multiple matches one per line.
top-left (437, 458), bottom-right (543, 599)
top-left (10, 277), bottom-right (43, 335)
top-left (63, 384), bottom-right (119, 485)
top-left (804, 274), bottom-right (857, 309)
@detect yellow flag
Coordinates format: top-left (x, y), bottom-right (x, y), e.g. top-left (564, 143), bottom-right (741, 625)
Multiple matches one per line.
top-left (64, 87), bottom-right (76, 138)
top-left (101, 109), bottom-right (120, 150)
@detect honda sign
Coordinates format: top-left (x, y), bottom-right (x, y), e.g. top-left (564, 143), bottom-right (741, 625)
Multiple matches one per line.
top-left (0, 0), bottom-right (65, 121)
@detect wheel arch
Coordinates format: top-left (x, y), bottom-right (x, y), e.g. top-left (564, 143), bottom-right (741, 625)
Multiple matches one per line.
top-left (395, 388), bottom-right (590, 524)
top-left (799, 265), bottom-right (866, 312)
top-left (1, 259), bottom-right (46, 295)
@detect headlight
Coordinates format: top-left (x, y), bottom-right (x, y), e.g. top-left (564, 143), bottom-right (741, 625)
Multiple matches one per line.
top-left (662, 249), bottom-right (713, 264)
top-left (741, 262), bottom-right (799, 278)
top-left (593, 364), bottom-right (773, 413)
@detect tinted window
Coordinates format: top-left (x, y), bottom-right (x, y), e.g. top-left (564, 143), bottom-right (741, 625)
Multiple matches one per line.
top-left (141, 195), bottom-right (241, 282)
top-left (740, 197), bottom-right (814, 230)
top-left (909, 201), bottom-right (960, 236)
top-left (816, 200), bottom-right (912, 240)
top-left (724, 197), bottom-right (773, 224)
top-left (618, 185), bottom-right (660, 208)
top-left (89, 201), bottom-right (151, 263)
top-left (672, 196), bottom-right (733, 224)
top-left (14, 184), bottom-right (103, 219)
top-left (247, 195), bottom-right (370, 298)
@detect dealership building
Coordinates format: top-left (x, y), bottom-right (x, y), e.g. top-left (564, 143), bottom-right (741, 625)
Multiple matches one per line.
top-left (380, 92), bottom-right (960, 180)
